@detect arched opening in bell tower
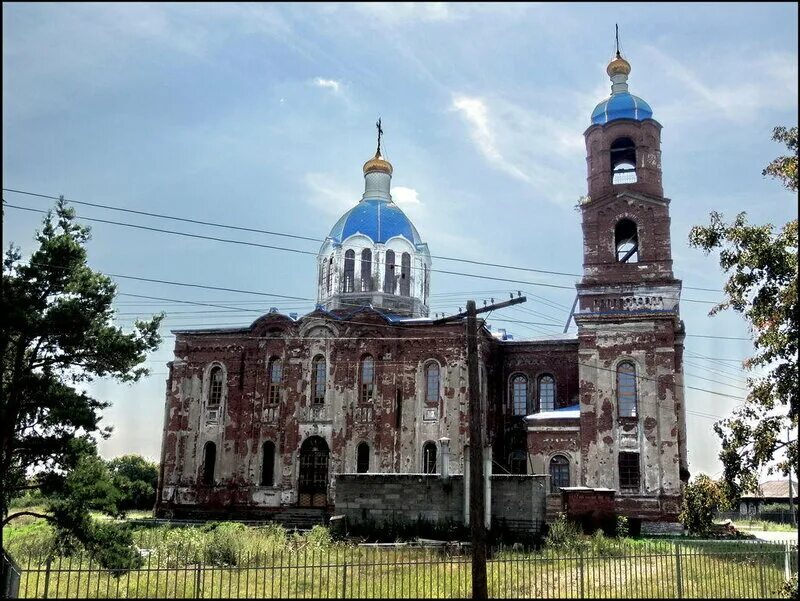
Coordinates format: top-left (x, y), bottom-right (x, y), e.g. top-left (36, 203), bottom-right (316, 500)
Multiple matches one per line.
top-left (610, 137), bottom-right (637, 184)
top-left (615, 218), bottom-right (639, 263)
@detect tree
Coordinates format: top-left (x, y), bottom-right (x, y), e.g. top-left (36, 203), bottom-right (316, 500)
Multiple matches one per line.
top-left (679, 474), bottom-right (731, 535)
top-left (1, 198), bottom-right (163, 568)
top-left (108, 454), bottom-right (159, 511)
top-left (689, 126), bottom-right (798, 502)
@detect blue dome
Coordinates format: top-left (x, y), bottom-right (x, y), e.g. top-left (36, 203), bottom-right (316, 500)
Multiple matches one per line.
top-left (591, 92), bottom-right (653, 125)
top-left (328, 198), bottom-right (423, 246)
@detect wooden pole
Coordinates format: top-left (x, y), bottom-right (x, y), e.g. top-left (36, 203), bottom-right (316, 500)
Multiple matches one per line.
top-left (467, 300), bottom-right (488, 599)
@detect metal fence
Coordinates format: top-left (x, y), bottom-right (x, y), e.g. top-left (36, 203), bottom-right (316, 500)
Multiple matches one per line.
top-left (9, 540), bottom-right (797, 599)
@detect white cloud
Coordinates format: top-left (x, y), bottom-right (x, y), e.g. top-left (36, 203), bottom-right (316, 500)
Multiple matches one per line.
top-left (392, 186), bottom-right (421, 206)
top-left (644, 46), bottom-right (798, 123)
top-left (450, 93), bottom-right (588, 204)
top-left (313, 77), bottom-right (343, 93)
top-left (451, 95), bottom-right (531, 183)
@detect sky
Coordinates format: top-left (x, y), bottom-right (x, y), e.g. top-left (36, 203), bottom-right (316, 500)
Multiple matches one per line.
top-left (3, 2), bottom-right (798, 480)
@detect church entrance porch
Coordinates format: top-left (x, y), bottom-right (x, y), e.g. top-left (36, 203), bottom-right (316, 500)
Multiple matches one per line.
top-left (298, 436), bottom-right (329, 507)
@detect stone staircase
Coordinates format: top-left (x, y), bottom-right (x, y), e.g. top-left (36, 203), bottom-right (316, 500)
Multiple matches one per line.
top-left (268, 508), bottom-right (329, 531)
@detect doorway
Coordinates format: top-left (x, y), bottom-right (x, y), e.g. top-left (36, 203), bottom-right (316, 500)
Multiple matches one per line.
top-left (298, 436), bottom-right (329, 507)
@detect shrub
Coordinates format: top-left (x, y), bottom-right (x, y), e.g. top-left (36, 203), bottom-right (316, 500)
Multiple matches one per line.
top-left (305, 524), bottom-right (333, 548)
top-left (206, 522), bottom-right (247, 566)
top-left (778, 575), bottom-right (797, 599)
top-left (615, 515), bottom-right (629, 538)
top-left (544, 514), bottom-right (582, 550)
top-left (680, 474), bottom-right (730, 535)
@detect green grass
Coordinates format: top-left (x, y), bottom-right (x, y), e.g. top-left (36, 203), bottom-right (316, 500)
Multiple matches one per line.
top-left (4, 516), bottom-right (797, 599)
top-left (727, 519), bottom-right (798, 533)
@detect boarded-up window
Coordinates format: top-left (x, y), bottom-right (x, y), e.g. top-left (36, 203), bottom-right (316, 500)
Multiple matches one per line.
top-left (268, 357), bottom-right (282, 405)
top-left (400, 252), bottom-right (411, 296)
top-left (538, 374), bottom-right (555, 412)
top-left (384, 250), bottom-right (396, 294)
top-left (361, 249), bottom-right (373, 292)
top-left (312, 355), bottom-right (326, 405)
top-left (360, 356), bottom-right (375, 403)
top-left (261, 441), bottom-right (275, 486)
top-left (617, 361), bottom-right (638, 417)
top-left (511, 375), bottom-right (528, 416)
top-left (356, 442), bottom-right (370, 473)
top-left (202, 442), bottom-right (216, 486)
top-left (343, 249), bottom-right (355, 293)
top-left (619, 452), bottom-right (640, 491)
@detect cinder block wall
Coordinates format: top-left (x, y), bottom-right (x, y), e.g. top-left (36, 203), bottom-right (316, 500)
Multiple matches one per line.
top-left (335, 473), bottom-right (547, 532)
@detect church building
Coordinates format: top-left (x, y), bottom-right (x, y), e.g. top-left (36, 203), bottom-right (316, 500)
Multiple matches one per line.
top-left (155, 47), bottom-right (689, 528)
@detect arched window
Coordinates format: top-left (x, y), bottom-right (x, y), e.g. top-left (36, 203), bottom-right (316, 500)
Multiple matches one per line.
top-left (617, 361), bottom-right (638, 417)
top-left (425, 361), bottom-right (440, 404)
top-left (326, 255), bottom-right (334, 294)
top-left (383, 250), bottom-right (396, 294)
top-left (400, 252), bottom-right (411, 296)
top-left (360, 355), bottom-right (375, 403)
top-left (538, 374), bottom-right (555, 412)
top-left (423, 442), bottom-right (437, 474)
top-left (509, 449), bottom-right (527, 475)
top-left (511, 375), bottom-right (528, 416)
top-left (268, 357), bottom-right (282, 405)
top-left (342, 250), bottom-right (355, 293)
top-left (610, 137), bottom-right (637, 184)
top-left (202, 442), bottom-right (216, 486)
top-left (312, 356), bottom-right (326, 405)
top-left (361, 249), bottom-right (373, 292)
top-left (356, 442), bottom-right (370, 473)
top-left (261, 441), bottom-right (275, 486)
top-left (618, 452), bottom-right (640, 491)
top-left (615, 219), bottom-right (639, 263)
top-left (208, 366), bottom-right (224, 407)
top-left (422, 263), bottom-right (429, 304)
top-left (549, 455), bottom-right (570, 492)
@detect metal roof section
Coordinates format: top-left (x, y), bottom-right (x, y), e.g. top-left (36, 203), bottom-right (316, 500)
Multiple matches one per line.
top-left (327, 198), bottom-right (424, 247)
top-left (526, 404), bottom-right (581, 420)
top-left (591, 92), bottom-right (653, 125)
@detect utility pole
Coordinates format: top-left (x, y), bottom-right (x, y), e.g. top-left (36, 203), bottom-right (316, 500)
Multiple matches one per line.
top-left (434, 294), bottom-right (526, 600)
top-left (466, 300), bottom-right (487, 599)
top-left (788, 428), bottom-right (796, 526)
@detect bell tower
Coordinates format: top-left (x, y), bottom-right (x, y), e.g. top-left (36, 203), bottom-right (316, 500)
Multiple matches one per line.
top-left (574, 41), bottom-right (689, 526)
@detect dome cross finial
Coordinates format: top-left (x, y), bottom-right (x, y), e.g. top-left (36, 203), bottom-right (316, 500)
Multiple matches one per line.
top-left (615, 23), bottom-right (621, 58)
top-left (375, 117), bottom-right (383, 157)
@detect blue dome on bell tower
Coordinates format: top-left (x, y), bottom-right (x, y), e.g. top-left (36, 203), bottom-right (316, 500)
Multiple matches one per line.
top-left (590, 50), bottom-right (654, 125)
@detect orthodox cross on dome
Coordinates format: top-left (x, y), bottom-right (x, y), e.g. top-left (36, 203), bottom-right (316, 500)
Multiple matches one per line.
top-left (615, 23), bottom-right (621, 58)
top-left (375, 117), bottom-right (383, 157)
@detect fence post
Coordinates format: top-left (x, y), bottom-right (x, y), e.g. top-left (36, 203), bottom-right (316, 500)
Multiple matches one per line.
top-left (674, 543), bottom-right (683, 599)
top-left (341, 561), bottom-right (348, 599)
top-left (42, 557), bottom-right (52, 600)
top-left (758, 547), bottom-right (766, 598)
top-left (578, 548), bottom-right (585, 598)
top-left (785, 542), bottom-right (791, 582)
top-left (195, 564), bottom-right (202, 599)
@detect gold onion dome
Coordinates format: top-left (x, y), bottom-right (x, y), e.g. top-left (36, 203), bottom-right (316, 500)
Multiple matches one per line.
top-left (607, 52), bottom-right (631, 77)
top-left (363, 151), bottom-right (393, 175)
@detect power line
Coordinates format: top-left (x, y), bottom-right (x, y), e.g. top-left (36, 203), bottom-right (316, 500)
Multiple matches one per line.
top-left (2, 188), bottom-right (725, 293)
top-left (22, 261), bottom-right (313, 302)
top-left (5, 202), bottom-right (725, 303)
